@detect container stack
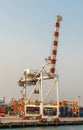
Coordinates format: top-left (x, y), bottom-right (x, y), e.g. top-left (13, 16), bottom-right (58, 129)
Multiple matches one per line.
top-left (0, 100), bottom-right (7, 116)
top-left (59, 101), bottom-right (79, 117)
top-left (79, 107), bottom-right (83, 117)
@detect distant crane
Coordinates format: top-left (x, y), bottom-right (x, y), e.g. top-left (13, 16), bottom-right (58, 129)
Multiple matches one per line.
top-left (18, 15), bottom-right (62, 119)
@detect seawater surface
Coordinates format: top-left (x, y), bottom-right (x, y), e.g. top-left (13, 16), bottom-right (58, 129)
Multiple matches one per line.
top-left (0, 126), bottom-right (83, 130)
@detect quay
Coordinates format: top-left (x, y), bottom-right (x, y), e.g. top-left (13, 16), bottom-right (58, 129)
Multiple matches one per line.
top-left (0, 116), bottom-right (83, 128)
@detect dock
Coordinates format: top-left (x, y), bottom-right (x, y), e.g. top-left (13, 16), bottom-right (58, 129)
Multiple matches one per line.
top-left (0, 116), bottom-right (83, 128)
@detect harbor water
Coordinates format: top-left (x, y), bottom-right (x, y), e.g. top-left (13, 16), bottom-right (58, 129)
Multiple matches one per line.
top-left (0, 126), bottom-right (83, 130)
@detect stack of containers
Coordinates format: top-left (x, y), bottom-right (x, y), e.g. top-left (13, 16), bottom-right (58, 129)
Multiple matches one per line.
top-left (59, 101), bottom-right (78, 117)
top-left (71, 102), bottom-right (79, 117)
top-left (60, 106), bottom-right (72, 117)
top-left (79, 107), bottom-right (83, 117)
top-left (0, 101), bottom-right (7, 116)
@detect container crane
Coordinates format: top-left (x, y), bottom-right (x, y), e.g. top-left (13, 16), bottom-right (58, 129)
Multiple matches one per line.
top-left (18, 15), bottom-right (62, 119)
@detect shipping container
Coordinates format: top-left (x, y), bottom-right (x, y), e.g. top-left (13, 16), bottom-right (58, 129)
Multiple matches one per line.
top-left (79, 112), bottom-right (83, 117)
top-left (0, 106), bottom-right (7, 114)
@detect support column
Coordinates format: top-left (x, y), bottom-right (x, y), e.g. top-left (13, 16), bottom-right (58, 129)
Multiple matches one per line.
top-left (56, 75), bottom-right (59, 118)
top-left (40, 71), bottom-right (43, 117)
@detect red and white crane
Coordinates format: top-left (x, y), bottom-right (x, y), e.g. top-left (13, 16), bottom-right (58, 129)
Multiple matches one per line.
top-left (18, 15), bottom-right (62, 119)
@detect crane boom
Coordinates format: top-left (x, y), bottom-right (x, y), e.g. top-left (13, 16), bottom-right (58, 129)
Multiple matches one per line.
top-left (18, 15), bottom-right (62, 87)
top-left (50, 15), bottom-right (62, 76)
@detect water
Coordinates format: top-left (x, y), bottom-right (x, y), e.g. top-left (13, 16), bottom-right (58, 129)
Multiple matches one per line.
top-left (0, 126), bottom-right (83, 130)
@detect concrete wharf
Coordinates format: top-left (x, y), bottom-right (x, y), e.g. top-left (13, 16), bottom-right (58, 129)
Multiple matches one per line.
top-left (0, 116), bottom-right (83, 128)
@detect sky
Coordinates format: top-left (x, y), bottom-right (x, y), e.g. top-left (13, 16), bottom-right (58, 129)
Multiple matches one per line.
top-left (0, 0), bottom-right (83, 105)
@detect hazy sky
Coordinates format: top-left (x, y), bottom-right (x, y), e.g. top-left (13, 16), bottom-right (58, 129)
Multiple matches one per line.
top-left (0, 0), bottom-right (83, 105)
